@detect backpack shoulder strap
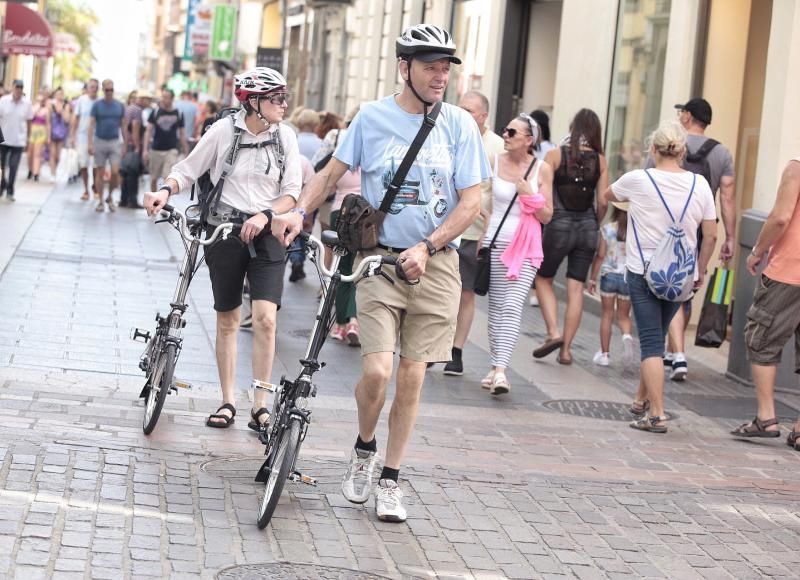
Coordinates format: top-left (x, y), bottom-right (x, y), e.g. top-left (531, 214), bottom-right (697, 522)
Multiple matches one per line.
top-left (643, 169), bottom-right (676, 222)
top-left (629, 216), bottom-right (647, 269)
top-left (678, 173), bottom-right (697, 223)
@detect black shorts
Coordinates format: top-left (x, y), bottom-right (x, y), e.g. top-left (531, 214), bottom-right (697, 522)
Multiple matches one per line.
top-left (537, 215), bottom-right (598, 282)
top-left (203, 229), bottom-right (286, 312)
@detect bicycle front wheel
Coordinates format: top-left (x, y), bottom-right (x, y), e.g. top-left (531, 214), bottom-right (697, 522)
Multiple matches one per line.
top-left (142, 343), bottom-right (176, 435)
top-left (256, 418), bottom-right (302, 528)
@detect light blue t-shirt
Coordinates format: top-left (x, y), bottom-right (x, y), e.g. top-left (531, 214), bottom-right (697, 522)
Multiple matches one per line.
top-left (334, 96), bottom-right (491, 249)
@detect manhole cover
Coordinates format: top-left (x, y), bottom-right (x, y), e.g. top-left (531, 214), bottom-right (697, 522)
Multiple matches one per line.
top-left (543, 399), bottom-right (676, 421)
top-left (217, 563), bottom-right (394, 579)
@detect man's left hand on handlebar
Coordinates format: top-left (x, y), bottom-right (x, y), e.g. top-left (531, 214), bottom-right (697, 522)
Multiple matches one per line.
top-left (271, 211), bottom-right (304, 246)
top-left (397, 243), bottom-right (429, 282)
top-left (144, 190), bottom-right (170, 217)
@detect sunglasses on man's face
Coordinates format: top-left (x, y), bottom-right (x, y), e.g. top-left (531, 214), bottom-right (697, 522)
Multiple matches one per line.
top-left (104, 88), bottom-right (114, 93)
top-left (502, 127), bottom-right (530, 138)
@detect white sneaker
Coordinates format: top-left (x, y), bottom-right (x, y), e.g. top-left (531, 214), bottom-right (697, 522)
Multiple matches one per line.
top-left (529, 294), bottom-right (539, 307)
top-left (670, 360), bottom-right (688, 381)
top-left (592, 351), bottom-right (610, 366)
top-left (622, 334), bottom-right (634, 366)
top-left (375, 479), bottom-right (407, 522)
top-left (341, 448), bottom-right (378, 504)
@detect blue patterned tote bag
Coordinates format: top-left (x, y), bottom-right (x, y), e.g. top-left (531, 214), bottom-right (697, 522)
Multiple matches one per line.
top-left (630, 170), bottom-right (697, 302)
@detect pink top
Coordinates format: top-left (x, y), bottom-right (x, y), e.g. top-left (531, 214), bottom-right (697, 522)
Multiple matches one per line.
top-left (501, 191), bottom-right (546, 279)
top-left (332, 168), bottom-right (362, 211)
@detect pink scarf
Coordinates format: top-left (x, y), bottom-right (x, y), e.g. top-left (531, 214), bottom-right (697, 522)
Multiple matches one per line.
top-left (501, 193), bottom-right (546, 279)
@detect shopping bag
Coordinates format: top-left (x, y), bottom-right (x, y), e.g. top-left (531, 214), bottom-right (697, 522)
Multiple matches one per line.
top-left (64, 148), bottom-right (79, 177)
top-left (55, 149), bottom-right (72, 184)
top-left (694, 267), bottom-right (733, 348)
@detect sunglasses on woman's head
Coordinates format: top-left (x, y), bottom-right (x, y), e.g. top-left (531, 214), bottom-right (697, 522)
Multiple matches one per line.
top-left (502, 127), bottom-right (530, 138)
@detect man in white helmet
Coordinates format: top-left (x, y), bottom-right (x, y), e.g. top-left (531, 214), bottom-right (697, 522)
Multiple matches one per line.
top-left (272, 24), bottom-right (490, 522)
top-left (143, 68), bottom-right (302, 432)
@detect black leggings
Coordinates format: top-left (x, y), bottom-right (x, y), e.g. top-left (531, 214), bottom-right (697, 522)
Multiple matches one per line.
top-left (0, 145), bottom-right (24, 197)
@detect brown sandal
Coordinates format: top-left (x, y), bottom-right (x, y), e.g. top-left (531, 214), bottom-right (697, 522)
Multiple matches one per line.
top-left (786, 430), bottom-right (800, 450)
top-left (630, 415), bottom-right (668, 434)
top-left (731, 417), bottom-right (780, 438)
top-left (206, 403), bottom-right (236, 428)
top-left (629, 399), bottom-right (650, 416)
top-left (248, 407), bottom-right (270, 432)
top-left (533, 338), bottom-right (564, 359)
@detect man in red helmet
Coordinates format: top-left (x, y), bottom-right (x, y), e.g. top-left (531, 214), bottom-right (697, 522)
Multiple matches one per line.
top-left (144, 68), bottom-right (302, 432)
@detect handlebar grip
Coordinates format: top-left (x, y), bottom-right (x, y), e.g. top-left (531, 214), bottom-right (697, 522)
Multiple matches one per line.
top-left (381, 255), bottom-right (398, 266)
top-left (162, 203), bottom-right (175, 213)
top-left (297, 230), bottom-right (311, 242)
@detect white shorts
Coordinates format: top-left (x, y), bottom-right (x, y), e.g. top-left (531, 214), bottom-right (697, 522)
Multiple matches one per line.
top-left (77, 141), bottom-right (92, 169)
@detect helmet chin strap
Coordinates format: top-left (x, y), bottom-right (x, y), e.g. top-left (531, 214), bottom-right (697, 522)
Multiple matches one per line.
top-left (252, 97), bottom-right (272, 129)
top-left (404, 58), bottom-right (431, 116)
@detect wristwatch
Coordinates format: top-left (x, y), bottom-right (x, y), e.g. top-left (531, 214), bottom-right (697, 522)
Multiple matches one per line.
top-left (291, 207), bottom-right (307, 219)
top-left (422, 238), bottom-right (437, 256)
top-left (158, 184), bottom-right (172, 196)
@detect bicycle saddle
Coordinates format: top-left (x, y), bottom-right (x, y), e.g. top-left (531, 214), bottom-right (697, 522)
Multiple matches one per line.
top-left (321, 230), bottom-right (344, 248)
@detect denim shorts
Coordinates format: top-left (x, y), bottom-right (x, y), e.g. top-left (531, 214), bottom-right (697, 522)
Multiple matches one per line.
top-left (538, 214), bottom-right (598, 282)
top-left (599, 272), bottom-right (629, 299)
top-left (627, 271), bottom-right (682, 360)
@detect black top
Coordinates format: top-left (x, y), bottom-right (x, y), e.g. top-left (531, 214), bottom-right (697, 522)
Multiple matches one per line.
top-left (148, 107), bottom-right (184, 151)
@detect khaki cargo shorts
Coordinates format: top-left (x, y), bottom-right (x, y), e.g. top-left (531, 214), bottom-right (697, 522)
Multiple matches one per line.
top-left (356, 247), bottom-right (460, 362)
top-left (744, 274), bottom-right (800, 372)
top-left (148, 149), bottom-right (179, 182)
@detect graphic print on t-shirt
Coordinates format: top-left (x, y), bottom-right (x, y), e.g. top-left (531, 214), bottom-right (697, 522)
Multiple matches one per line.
top-left (379, 136), bottom-right (453, 217)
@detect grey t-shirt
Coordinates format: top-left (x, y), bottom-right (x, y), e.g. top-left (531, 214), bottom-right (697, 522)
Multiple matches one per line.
top-left (646, 134), bottom-right (734, 198)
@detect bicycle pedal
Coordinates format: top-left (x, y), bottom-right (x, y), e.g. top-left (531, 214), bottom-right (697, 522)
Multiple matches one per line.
top-left (173, 378), bottom-right (192, 390)
top-left (252, 379), bottom-right (276, 393)
top-left (258, 430), bottom-right (270, 445)
top-left (289, 471), bottom-right (317, 486)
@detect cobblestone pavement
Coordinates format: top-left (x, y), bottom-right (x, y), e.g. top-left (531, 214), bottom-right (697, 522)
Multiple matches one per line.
top-left (1, 183), bottom-right (799, 579)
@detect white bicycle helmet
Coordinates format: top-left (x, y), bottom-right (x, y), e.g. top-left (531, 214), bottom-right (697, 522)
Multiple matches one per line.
top-left (234, 67), bottom-right (287, 103)
top-left (395, 24), bottom-right (461, 64)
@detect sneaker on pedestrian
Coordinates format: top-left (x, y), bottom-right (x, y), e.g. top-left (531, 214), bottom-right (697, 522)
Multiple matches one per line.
top-left (106, 196), bottom-right (116, 212)
top-left (443, 347), bottom-right (463, 376)
top-left (529, 293), bottom-right (539, 307)
top-left (341, 448), bottom-right (378, 504)
top-left (345, 321), bottom-right (360, 347)
top-left (330, 324), bottom-right (346, 341)
top-left (663, 352), bottom-right (674, 370)
top-left (622, 334), bottom-right (635, 366)
top-left (670, 359), bottom-right (688, 381)
top-left (592, 351), bottom-right (610, 367)
top-left (240, 314), bottom-right (253, 330)
top-left (375, 479), bottom-right (407, 522)
top-left (95, 201), bottom-right (104, 212)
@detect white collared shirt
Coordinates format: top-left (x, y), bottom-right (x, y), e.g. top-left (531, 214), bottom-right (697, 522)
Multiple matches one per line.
top-left (167, 110), bottom-right (301, 213)
top-left (0, 95), bottom-right (33, 147)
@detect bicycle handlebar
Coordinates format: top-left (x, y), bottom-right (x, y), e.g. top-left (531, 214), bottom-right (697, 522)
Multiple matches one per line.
top-left (159, 205), bottom-right (233, 246)
top-left (304, 234), bottom-right (398, 283)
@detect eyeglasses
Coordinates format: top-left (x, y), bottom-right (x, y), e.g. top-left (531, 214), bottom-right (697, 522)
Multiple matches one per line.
top-left (104, 88), bottom-right (114, 93)
top-left (265, 93), bottom-right (290, 105)
top-left (502, 127), bottom-right (530, 138)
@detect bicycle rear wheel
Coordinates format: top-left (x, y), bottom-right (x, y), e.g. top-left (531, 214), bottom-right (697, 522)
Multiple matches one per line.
top-left (256, 418), bottom-right (302, 528)
top-left (142, 343), bottom-right (176, 435)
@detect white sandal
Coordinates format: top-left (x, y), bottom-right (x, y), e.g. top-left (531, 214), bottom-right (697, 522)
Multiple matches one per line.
top-left (490, 373), bottom-right (510, 396)
top-left (481, 370), bottom-right (495, 389)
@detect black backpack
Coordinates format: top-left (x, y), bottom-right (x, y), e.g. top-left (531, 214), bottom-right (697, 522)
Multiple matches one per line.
top-left (190, 107), bottom-right (285, 225)
top-left (682, 138), bottom-right (718, 192)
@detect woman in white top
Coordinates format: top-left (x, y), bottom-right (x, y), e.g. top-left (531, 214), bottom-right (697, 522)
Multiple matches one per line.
top-left (144, 67), bottom-right (302, 431)
top-left (603, 120), bottom-right (717, 433)
top-left (482, 114), bottom-right (553, 395)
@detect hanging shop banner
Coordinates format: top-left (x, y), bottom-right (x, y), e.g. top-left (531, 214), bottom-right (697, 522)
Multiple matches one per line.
top-left (190, 4), bottom-right (213, 56)
top-left (2, 3), bottom-right (54, 57)
top-left (210, 5), bottom-right (237, 62)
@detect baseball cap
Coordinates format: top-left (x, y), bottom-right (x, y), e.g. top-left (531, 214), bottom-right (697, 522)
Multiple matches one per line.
top-left (413, 51), bottom-right (462, 65)
top-left (674, 98), bottom-right (712, 125)
top-left (12, 80), bottom-right (24, 88)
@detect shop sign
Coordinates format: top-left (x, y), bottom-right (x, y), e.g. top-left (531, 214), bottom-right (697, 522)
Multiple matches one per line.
top-left (210, 5), bottom-right (237, 62)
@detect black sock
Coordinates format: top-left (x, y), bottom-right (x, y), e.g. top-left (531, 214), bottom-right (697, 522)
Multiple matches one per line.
top-left (452, 347), bottom-right (462, 360)
top-left (380, 466), bottom-right (399, 482)
top-left (355, 435), bottom-right (377, 453)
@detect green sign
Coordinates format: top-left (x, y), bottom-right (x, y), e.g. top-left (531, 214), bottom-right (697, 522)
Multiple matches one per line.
top-left (210, 5), bottom-right (237, 61)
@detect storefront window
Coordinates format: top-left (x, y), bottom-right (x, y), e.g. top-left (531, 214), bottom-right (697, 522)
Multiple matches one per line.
top-left (605, 0), bottom-right (672, 180)
top-left (448, 0), bottom-right (492, 103)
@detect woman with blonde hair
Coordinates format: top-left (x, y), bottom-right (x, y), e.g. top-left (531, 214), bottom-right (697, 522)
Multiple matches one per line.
top-left (603, 120), bottom-right (717, 433)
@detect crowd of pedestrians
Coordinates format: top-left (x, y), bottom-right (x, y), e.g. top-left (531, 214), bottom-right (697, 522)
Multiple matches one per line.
top-left (3, 19), bottom-right (799, 525)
